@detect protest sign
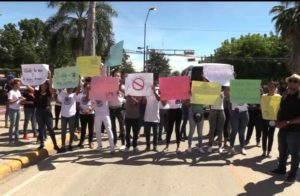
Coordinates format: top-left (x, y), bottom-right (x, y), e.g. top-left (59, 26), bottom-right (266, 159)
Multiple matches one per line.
top-left (191, 81), bottom-right (221, 105)
top-left (125, 73), bottom-right (153, 96)
top-left (76, 56), bottom-right (101, 77)
top-left (159, 76), bottom-right (190, 100)
top-left (90, 76), bottom-right (119, 100)
top-left (106, 40), bottom-right (124, 67)
top-left (203, 63), bottom-right (234, 86)
top-left (21, 64), bottom-right (49, 85)
top-left (230, 79), bottom-right (261, 104)
top-left (261, 95), bottom-right (282, 120)
top-left (53, 66), bottom-right (79, 89)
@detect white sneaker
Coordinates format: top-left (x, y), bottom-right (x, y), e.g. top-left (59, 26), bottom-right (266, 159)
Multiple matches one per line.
top-left (198, 147), bottom-right (205, 153)
top-left (134, 147), bottom-right (140, 152)
top-left (229, 147), bottom-right (236, 155)
top-left (187, 147), bottom-right (192, 153)
top-left (218, 147), bottom-right (224, 154)
top-left (120, 145), bottom-right (126, 151)
top-left (207, 146), bottom-right (213, 153)
top-left (241, 148), bottom-right (247, 155)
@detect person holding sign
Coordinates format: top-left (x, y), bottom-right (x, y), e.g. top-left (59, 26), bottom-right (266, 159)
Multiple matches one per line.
top-left (7, 79), bottom-right (25, 144)
top-left (58, 86), bottom-right (80, 152)
top-left (124, 95), bottom-right (146, 152)
top-left (270, 74), bottom-right (300, 184)
top-left (144, 86), bottom-right (160, 152)
top-left (30, 71), bottom-right (61, 152)
top-left (261, 81), bottom-right (281, 157)
top-left (77, 83), bottom-right (95, 149)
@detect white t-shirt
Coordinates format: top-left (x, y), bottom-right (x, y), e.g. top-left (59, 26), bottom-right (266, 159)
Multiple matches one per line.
top-left (144, 95), bottom-right (160, 123)
top-left (76, 93), bottom-right (94, 114)
top-left (8, 89), bottom-right (22, 110)
top-left (93, 100), bottom-right (110, 116)
top-left (109, 84), bottom-right (125, 108)
top-left (168, 100), bottom-right (182, 109)
top-left (232, 103), bottom-right (248, 112)
top-left (58, 91), bottom-right (77, 118)
top-left (211, 93), bottom-right (224, 110)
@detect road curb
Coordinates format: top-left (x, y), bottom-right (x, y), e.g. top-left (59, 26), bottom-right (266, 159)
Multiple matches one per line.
top-left (0, 132), bottom-right (75, 181)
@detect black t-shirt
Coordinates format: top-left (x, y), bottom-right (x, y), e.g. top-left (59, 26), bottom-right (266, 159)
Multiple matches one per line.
top-left (23, 93), bottom-right (35, 108)
top-left (277, 90), bottom-right (300, 132)
top-left (34, 90), bottom-right (52, 109)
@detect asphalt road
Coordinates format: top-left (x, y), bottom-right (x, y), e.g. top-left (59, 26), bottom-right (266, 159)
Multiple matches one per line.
top-left (0, 122), bottom-right (299, 196)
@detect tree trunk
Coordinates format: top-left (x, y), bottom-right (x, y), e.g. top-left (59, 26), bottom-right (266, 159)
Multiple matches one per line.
top-left (83, 1), bottom-right (96, 56)
top-left (289, 37), bottom-right (300, 74)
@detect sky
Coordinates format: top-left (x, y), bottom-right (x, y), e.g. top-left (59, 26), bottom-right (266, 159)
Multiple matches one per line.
top-left (0, 1), bottom-right (279, 72)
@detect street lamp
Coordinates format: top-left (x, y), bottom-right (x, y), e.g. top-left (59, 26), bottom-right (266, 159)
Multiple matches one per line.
top-left (144, 7), bottom-right (157, 72)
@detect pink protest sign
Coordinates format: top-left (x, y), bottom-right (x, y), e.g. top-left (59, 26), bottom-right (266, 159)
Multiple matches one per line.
top-left (90, 76), bottom-right (119, 101)
top-left (159, 76), bottom-right (190, 100)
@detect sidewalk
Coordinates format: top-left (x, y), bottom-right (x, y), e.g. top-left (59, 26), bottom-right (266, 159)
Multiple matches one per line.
top-left (0, 104), bottom-right (73, 180)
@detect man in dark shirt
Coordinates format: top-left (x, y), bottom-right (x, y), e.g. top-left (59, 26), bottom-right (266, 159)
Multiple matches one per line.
top-left (270, 74), bottom-right (300, 184)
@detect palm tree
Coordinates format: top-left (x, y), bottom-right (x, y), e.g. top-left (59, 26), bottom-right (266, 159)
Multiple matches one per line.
top-left (46, 1), bottom-right (117, 61)
top-left (270, 1), bottom-right (300, 73)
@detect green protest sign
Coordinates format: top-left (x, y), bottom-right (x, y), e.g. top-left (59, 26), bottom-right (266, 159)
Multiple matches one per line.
top-left (53, 66), bottom-right (79, 89)
top-left (106, 40), bottom-right (124, 67)
top-left (230, 79), bottom-right (261, 104)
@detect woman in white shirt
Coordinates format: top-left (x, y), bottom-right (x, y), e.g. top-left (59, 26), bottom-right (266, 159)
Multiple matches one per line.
top-left (8, 79), bottom-right (25, 144)
top-left (77, 83), bottom-right (95, 149)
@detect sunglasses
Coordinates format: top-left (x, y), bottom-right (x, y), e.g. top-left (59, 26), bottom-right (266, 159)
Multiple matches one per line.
top-left (288, 79), bottom-right (299, 84)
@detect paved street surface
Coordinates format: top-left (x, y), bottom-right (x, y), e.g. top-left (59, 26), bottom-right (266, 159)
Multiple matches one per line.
top-left (0, 107), bottom-right (300, 196)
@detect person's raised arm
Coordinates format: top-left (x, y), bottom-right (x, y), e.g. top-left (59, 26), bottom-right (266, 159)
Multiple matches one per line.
top-left (48, 70), bottom-right (54, 95)
top-left (152, 85), bottom-right (160, 101)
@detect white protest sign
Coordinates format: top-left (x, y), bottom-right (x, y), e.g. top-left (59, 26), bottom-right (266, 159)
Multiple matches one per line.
top-left (21, 64), bottom-right (49, 86)
top-left (125, 73), bottom-right (153, 96)
top-left (203, 64), bottom-right (234, 86)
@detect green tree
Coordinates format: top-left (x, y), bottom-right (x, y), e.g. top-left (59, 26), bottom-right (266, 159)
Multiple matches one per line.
top-left (111, 50), bottom-right (135, 75)
top-left (212, 33), bottom-right (289, 80)
top-left (46, 1), bottom-right (117, 61)
top-left (147, 50), bottom-right (171, 82)
top-left (171, 70), bottom-right (181, 76)
top-left (270, 1), bottom-right (300, 73)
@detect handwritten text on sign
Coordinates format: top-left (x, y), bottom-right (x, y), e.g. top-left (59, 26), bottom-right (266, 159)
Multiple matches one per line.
top-left (53, 66), bottom-right (79, 89)
top-left (159, 76), bottom-right (190, 100)
top-left (90, 76), bottom-right (119, 101)
top-left (21, 64), bottom-right (49, 86)
top-left (125, 73), bottom-right (153, 96)
top-left (191, 81), bottom-right (221, 105)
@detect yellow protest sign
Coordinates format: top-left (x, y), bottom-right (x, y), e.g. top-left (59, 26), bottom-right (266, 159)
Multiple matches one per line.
top-left (261, 95), bottom-right (282, 120)
top-left (76, 56), bottom-right (101, 77)
top-left (191, 81), bottom-right (221, 105)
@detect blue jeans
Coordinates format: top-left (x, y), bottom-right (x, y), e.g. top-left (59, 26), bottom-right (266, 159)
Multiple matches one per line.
top-left (230, 111), bottom-right (249, 148)
top-left (36, 108), bottom-right (57, 147)
top-left (144, 122), bottom-right (158, 147)
top-left (278, 130), bottom-right (300, 178)
top-left (61, 115), bottom-right (76, 147)
top-left (23, 107), bottom-right (36, 134)
top-left (8, 108), bottom-right (20, 142)
top-left (188, 108), bottom-right (204, 148)
top-left (159, 109), bottom-right (169, 138)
